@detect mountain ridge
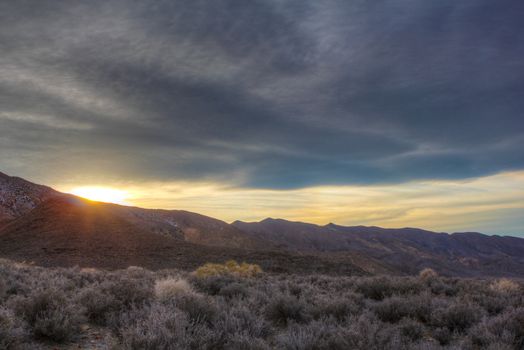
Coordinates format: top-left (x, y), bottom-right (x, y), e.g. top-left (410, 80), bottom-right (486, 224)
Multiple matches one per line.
top-left (232, 218), bottom-right (524, 276)
top-left (1, 171), bottom-right (523, 276)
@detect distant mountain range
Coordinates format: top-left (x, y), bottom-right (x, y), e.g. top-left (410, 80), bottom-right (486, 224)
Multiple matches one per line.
top-left (1, 171), bottom-right (523, 276)
top-left (233, 218), bottom-right (524, 276)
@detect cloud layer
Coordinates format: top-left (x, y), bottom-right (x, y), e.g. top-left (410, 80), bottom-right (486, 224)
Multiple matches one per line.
top-left (1, 0), bottom-right (524, 189)
top-left (58, 171), bottom-right (524, 237)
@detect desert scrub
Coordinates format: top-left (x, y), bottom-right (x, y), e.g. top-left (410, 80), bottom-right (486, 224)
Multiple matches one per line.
top-left (1, 260), bottom-right (524, 349)
top-left (77, 275), bottom-right (153, 325)
top-left (174, 293), bottom-right (217, 325)
top-left (355, 276), bottom-right (422, 300)
top-left (489, 278), bottom-right (521, 294)
top-left (77, 284), bottom-right (117, 325)
top-left (373, 296), bottom-right (417, 323)
top-left (265, 294), bottom-right (308, 327)
top-left (190, 275), bottom-right (238, 295)
top-left (419, 267), bottom-right (438, 280)
top-left (154, 277), bottom-right (194, 301)
top-left (467, 307), bottom-right (524, 349)
top-left (115, 303), bottom-right (191, 350)
top-left (0, 306), bottom-right (27, 350)
top-left (309, 295), bottom-right (363, 322)
top-left (276, 319), bottom-right (352, 350)
top-left (194, 260), bottom-right (263, 278)
top-left (431, 301), bottom-right (484, 333)
top-left (11, 288), bottom-right (85, 342)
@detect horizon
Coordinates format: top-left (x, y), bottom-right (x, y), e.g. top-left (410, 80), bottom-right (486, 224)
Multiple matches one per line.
top-left (4, 169), bottom-right (523, 237)
top-left (2, 1), bottom-right (524, 237)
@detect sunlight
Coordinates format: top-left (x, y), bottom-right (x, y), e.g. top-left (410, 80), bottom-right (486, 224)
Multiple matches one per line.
top-left (69, 186), bottom-right (128, 205)
top-left (57, 170), bottom-right (524, 236)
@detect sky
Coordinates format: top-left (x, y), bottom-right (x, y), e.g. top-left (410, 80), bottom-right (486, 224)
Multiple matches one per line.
top-left (1, 1), bottom-right (523, 235)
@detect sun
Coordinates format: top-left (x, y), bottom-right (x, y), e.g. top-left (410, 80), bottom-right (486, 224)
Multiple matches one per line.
top-left (69, 186), bottom-right (129, 205)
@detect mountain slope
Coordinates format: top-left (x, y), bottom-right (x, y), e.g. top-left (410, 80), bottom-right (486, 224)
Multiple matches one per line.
top-left (0, 172), bottom-right (59, 225)
top-left (112, 205), bottom-right (268, 249)
top-left (0, 171), bottom-right (265, 250)
top-left (1, 171), bottom-right (523, 276)
top-left (233, 218), bottom-right (524, 276)
top-left (0, 196), bottom-right (364, 274)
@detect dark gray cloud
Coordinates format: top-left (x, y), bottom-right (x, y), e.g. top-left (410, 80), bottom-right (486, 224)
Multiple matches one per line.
top-left (1, 0), bottom-right (523, 188)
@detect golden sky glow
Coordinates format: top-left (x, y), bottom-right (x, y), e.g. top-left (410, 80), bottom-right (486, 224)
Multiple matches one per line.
top-left (59, 170), bottom-right (524, 236)
top-left (69, 186), bottom-right (129, 205)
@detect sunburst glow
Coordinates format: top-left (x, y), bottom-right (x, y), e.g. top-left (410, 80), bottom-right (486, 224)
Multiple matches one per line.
top-left (69, 186), bottom-right (128, 204)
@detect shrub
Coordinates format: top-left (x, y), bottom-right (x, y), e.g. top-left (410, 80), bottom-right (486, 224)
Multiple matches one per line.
top-left (175, 294), bottom-right (217, 325)
top-left (265, 295), bottom-right (308, 327)
top-left (397, 318), bottom-right (425, 341)
top-left (432, 326), bottom-right (452, 345)
top-left (286, 282), bottom-right (303, 298)
top-left (225, 334), bottom-right (270, 350)
top-left (373, 297), bottom-right (413, 323)
top-left (355, 277), bottom-right (422, 301)
top-left (77, 285), bottom-right (117, 325)
top-left (276, 320), bottom-right (351, 350)
top-left (218, 282), bottom-right (249, 299)
top-left (0, 307), bottom-right (27, 350)
top-left (355, 278), bottom-right (390, 300)
top-left (11, 288), bottom-right (85, 342)
top-left (116, 303), bottom-right (190, 350)
top-left (194, 260), bottom-right (263, 278)
top-left (473, 294), bottom-right (508, 316)
top-left (79, 267), bottom-right (99, 274)
top-left (489, 278), bottom-right (521, 294)
top-left (0, 278), bottom-right (6, 300)
top-left (343, 312), bottom-right (404, 349)
top-left (190, 275), bottom-right (237, 295)
top-left (429, 279), bottom-right (457, 296)
top-left (372, 294), bottom-right (432, 324)
top-left (1, 259), bottom-right (524, 349)
top-left (215, 304), bottom-right (271, 340)
top-left (468, 307), bottom-right (524, 349)
top-left (155, 278), bottom-right (194, 301)
top-left (419, 268), bottom-right (438, 280)
top-left (100, 276), bottom-right (153, 310)
top-left (77, 276), bottom-right (152, 326)
top-left (431, 302), bottom-right (484, 333)
top-left (310, 297), bottom-right (361, 322)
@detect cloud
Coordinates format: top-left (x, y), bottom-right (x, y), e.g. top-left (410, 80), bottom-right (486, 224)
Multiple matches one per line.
top-left (58, 170), bottom-right (524, 237)
top-left (1, 0), bottom-right (523, 188)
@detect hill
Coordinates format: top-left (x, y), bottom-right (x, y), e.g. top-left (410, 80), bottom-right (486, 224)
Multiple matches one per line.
top-left (0, 172), bottom-right (265, 250)
top-left (1, 171), bottom-right (523, 276)
top-left (0, 173), bottom-right (363, 274)
top-left (233, 218), bottom-right (524, 276)
top-left (0, 171), bottom-right (59, 225)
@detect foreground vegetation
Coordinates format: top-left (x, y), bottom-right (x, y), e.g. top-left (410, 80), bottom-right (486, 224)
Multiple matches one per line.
top-left (0, 260), bottom-right (523, 350)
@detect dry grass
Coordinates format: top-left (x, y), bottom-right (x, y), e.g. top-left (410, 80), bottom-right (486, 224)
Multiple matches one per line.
top-left (419, 267), bottom-right (438, 280)
top-left (154, 278), bottom-right (194, 301)
top-left (489, 278), bottom-right (521, 293)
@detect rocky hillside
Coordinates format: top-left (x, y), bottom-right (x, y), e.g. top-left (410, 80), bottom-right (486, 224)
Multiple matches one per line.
top-left (0, 172), bottom-right (59, 225)
top-left (0, 172), bottom-right (265, 250)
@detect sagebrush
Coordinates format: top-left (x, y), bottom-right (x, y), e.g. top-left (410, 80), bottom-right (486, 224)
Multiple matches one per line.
top-left (0, 259), bottom-right (523, 349)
